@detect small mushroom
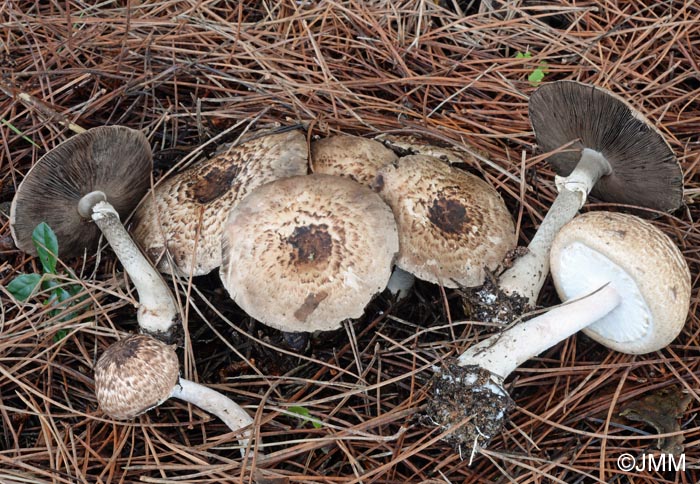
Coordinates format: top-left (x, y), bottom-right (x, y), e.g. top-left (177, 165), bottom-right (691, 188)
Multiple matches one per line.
top-left (428, 211), bottom-right (690, 455)
top-left (10, 126), bottom-right (179, 341)
top-left (310, 134), bottom-right (397, 185)
top-left (496, 81), bottom-right (683, 307)
top-left (372, 154), bottom-right (516, 289)
top-left (94, 334), bottom-right (256, 454)
top-left (219, 173), bottom-right (399, 334)
top-left (132, 128), bottom-right (308, 277)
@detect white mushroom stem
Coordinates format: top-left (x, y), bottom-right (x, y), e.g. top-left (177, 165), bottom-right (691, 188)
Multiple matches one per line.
top-left (497, 149), bottom-right (612, 305)
top-left (86, 196), bottom-right (179, 337)
top-left (386, 267), bottom-right (415, 301)
top-left (171, 378), bottom-right (256, 457)
top-left (457, 284), bottom-right (621, 379)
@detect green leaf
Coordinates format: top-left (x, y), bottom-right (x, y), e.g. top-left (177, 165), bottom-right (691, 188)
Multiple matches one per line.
top-left (528, 64), bottom-right (548, 86)
top-left (53, 286), bottom-right (73, 304)
top-left (7, 273), bottom-right (42, 301)
top-left (67, 283), bottom-right (83, 296)
top-left (515, 51), bottom-right (532, 59)
top-left (288, 405), bottom-right (322, 428)
top-left (54, 329), bottom-right (68, 342)
top-left (32, 222), bottom-right (59, 274)
top-left (48, 286), bottom-right (80, 322)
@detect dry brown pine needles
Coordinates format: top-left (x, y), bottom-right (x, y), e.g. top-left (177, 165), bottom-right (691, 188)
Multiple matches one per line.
top-left (1, 1), bottom-right (699, 483)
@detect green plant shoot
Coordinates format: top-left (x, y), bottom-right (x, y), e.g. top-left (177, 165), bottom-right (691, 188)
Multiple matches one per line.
top-left (515, 51), bottom-right (548, 86)
top-left (6, 222), bottom-right (88, 339)
top-left (288, 405), bottom-right (322, 429)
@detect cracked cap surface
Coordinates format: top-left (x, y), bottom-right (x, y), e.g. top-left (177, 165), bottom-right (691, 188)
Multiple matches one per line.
top-left (220, 173), bottom-right (399, 332)
top-left (131, 128), bottom-right (308, 277)
top-left (372, 155), bottom-right (515, 288)
top-left (311, 134), bottom-right (397, 185)
top-left (94, 334), bottom-right (179, 420)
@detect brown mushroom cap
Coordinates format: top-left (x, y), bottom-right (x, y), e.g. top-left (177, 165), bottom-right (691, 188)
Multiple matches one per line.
top-left (550, 211), bottom-right (691, 354)
top-left (220, 174), bottom-right (399, 332)
top-left (373, 155), bottom-right (515, 288)
top-left (529, 81), bottom-right (683, 214)
top-left (310, 134), bottom-right (397, 185)
top-left (131, 128), bottom-right (308, 277)
top-left (94, 334), bottom-right (179, 420)
top-left (10, 126), bottom-right (152, 257)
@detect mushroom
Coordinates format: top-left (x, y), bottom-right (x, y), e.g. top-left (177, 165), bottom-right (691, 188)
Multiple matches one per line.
top-left (219, 173), bottom-right (399, 335)
top-left (131, 128), bottom-right (308, 277)
top-left (493, 80), bottom-right (683, 310)
top-left (94, 334), bottom-right (256, 455)
top-left (428, 211), bottom-right (690, 455)
top-left (311, 134), bottom-right (414, 299)
top-left (310, 134), bottom-right (397, 185)
top-left (372, 154), bottom-right (516, 289)
top-left (10, 126), bottom-right (179, 341)
top-left (312, 135), bottom-right (514, 299)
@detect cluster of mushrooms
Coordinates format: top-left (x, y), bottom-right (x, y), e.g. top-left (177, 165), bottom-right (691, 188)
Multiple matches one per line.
top-left (8, 80), bottom-right (691, 461)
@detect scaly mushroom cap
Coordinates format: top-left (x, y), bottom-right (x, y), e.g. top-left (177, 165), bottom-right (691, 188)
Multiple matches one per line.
top-left (131, 129), bottom-right (308, 277)
top-left (94, 334), bottom-right (179, 420)
top-left (375, 133), bottom-right (484, 165)
top-left (220, 174), bottom-right (399, 332)
top-left (373, 155), bottom-right (516, 288)
top-left (10, 126), bottom-right (152, 257)
top-left (310, 134), bottom-right (397, 185)
top-left (529, 81), bottom-right (683, 214)
top-left (550, 211), bottom-right (691, 354)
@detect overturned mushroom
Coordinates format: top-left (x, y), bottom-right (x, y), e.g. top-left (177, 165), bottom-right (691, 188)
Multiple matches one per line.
top-left (492, 81), bottom-right (683, 312)
top-left (10, 126), bottom-right (179, 341)
top-left (132, 128), bottom-right (308, 277)
top-left (220, 174), bottom-right (399, 335)
top-left (95, 334), bottom-right (257, 455)
top-left (428, 211), bottom-right (690, 456)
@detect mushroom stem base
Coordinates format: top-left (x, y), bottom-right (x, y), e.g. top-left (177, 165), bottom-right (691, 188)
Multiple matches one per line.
top-left (171, 378), bottom-right (256, 457)
top-left (461, 273), bottom-right (530, 325)
top-left (426, 364), bottom-right (513, 458)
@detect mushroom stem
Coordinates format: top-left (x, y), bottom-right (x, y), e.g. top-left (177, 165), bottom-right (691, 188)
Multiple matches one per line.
top-left (89, 199), bottom-right (179, 339)
top-left (457, 283), bottom-right (621, 379)
top-left (497, 149), bottom-right (611, 305)
top-left (386, 267), bottom-right (415, 300)
top-left (170, 378), bottom-right (256, 456)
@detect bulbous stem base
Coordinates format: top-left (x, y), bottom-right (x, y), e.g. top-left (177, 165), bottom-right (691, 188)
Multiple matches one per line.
top-left (426, 364), bottom-right (513, 460)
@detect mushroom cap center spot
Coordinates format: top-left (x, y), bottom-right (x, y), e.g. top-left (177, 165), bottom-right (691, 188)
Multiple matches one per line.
top-left (188, 163), bottom-right (241, 204)
top-left (286, 224), bottom-right (333, 268)
top-left (428, 196), bottom-right (470, 234)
